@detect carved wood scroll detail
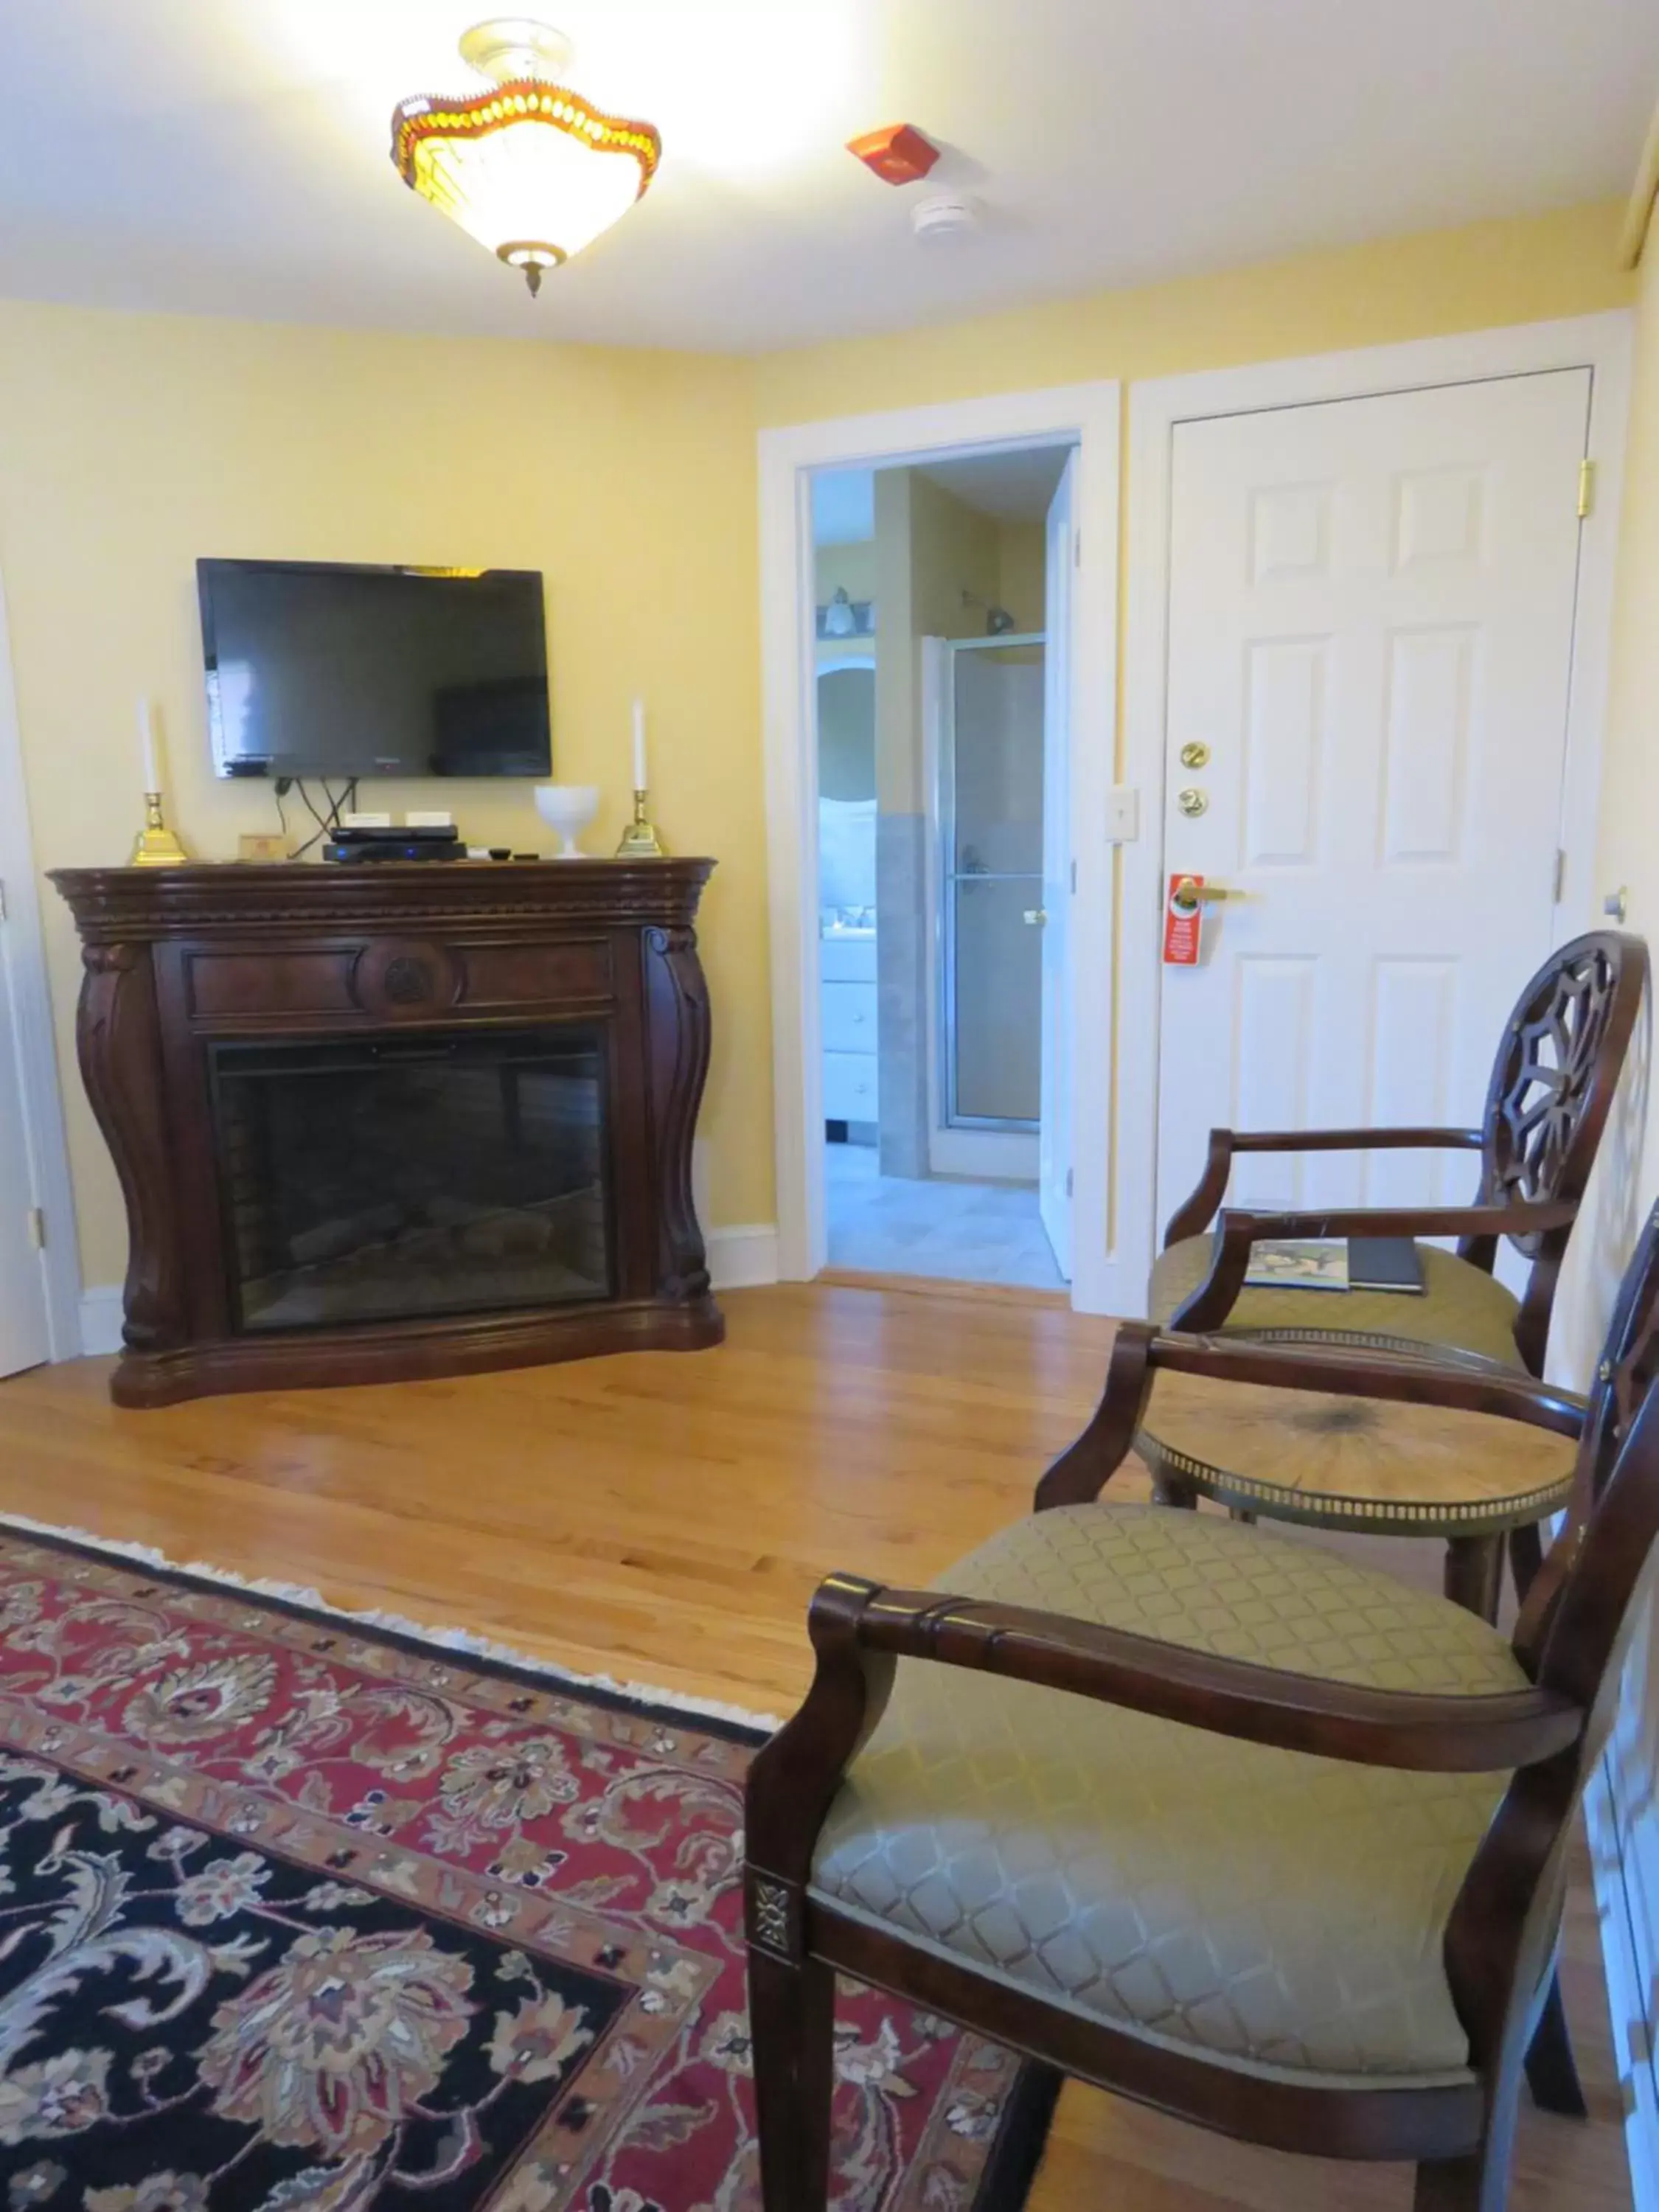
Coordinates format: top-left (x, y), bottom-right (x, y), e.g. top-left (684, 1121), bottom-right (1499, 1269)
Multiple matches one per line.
top-left (350, 939), bottom-right (460, 1020)
top-left (643, 925), bottom-right (714, 1303)
top-left (77, 943), bottom-right (187, 1352)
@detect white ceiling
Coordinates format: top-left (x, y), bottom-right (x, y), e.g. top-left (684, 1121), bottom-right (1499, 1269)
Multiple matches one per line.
top-left (1, 0), bottom-right (1655, 354)
top-left (914, 445), bottom-right (1073, 521)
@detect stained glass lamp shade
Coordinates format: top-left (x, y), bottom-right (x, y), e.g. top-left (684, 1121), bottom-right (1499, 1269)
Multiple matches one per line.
top-left (392, 21), bottom-right (660, 294)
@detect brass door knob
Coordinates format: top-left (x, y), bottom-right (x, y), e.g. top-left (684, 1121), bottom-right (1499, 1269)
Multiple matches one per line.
top-left (1023, 908), bottom-right (1048, 927)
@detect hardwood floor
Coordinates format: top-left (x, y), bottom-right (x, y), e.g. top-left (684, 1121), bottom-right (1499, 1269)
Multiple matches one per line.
top-left (0, 1281), bottom-right (1630, 2211)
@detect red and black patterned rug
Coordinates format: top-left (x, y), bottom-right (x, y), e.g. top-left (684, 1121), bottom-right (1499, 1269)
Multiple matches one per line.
top-left (0, 1521), bottom-right (1054, 2210)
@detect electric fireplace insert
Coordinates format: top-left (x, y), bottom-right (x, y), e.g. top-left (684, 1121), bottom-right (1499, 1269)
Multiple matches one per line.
top-left (209, 1026), bottom-right (613, 1333)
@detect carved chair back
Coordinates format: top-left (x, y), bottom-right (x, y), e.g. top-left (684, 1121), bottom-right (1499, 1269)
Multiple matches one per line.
top-left (1475, 931), bottom-right (1647, 1262)
top-left (1520, 1196), bottom-right (1659, 1726)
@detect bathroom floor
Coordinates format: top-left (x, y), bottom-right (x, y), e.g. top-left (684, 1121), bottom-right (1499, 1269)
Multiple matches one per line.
top-left (824, 1138), bottom-right (1065, 1290)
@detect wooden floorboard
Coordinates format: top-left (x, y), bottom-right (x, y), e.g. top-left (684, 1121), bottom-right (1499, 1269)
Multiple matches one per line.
top-left (0, 1281), bottom-right (1630, 2210)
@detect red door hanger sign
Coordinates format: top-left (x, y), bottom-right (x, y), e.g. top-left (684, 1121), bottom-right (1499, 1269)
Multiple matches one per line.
top-left (1164, 874), bottom-right (1204, 965)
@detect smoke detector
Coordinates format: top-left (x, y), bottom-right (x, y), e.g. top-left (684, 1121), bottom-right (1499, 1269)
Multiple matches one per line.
top-left (911, 192), bottom-right (979, 243)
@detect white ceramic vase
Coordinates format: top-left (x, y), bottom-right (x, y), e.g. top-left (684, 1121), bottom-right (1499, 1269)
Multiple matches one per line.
top-left (534, 784), bottom-right (601, 859)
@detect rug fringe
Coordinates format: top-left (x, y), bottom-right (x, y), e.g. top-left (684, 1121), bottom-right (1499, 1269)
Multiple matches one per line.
top-left (0, 1508), bottom-right (785, 1733)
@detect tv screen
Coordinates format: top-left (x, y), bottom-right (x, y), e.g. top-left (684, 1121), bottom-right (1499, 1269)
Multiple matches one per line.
top-left (198, 560), bottom-right (551, 779)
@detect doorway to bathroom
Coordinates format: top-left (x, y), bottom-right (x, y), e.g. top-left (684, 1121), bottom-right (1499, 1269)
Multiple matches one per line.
top-left (811, 442), bottom-right (1077, 1290)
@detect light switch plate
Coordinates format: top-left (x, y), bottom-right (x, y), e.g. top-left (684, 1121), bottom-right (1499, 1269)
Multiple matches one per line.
top-left (341, 810), bottom-right (393, 830)
top-left (406, 810), bottom-right (455, 829)
top-left (1106, 785), bottom-right (1140, 842)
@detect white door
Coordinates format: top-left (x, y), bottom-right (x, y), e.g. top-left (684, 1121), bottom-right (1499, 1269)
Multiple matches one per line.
top-left (1157, 369), bottom-right (1590, 1233)
top-left (1039, 452), bottom-right (1077, 1278)
top-left (0, 905), bottom-right (50, 1379)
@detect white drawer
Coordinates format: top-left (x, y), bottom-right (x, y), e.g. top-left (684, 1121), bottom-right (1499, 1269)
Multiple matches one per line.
top-left (822, 979), bottom-right (877, 1054)
top-left (821, 935), bottom-right (877, 984)
top-left (824, 1050), bottom-right (879, 1121)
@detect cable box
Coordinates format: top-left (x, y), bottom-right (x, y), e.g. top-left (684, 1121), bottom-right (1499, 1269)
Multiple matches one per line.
top-left (321, 838), bottom-right (465, 863)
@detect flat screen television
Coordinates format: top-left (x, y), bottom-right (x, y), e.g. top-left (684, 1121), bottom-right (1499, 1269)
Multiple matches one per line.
top-left (198, 559), bottom-right (551, 779)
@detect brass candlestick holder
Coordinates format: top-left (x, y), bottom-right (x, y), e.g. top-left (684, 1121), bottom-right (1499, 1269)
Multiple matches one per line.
top-left (131, 791), bottom-right (189, 869)
top-left (614, 787), bottom-right (666, 858)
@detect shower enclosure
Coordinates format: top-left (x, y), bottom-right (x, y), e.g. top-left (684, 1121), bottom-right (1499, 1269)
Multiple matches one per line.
top-left (933, 633), bottom-right (1046, 1160)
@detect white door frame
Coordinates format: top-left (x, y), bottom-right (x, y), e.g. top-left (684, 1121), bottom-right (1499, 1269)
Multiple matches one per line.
top-left (759, 381), bottom-right (1120, 1306)
top-left (0, 568), bottom-right (82, 1360)
top-left (1118, 310), bottom-right (1634, 1318)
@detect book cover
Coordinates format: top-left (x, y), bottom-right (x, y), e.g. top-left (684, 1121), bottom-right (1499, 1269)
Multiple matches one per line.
top-left (1239, 1238), bottom-right (1350, 1292)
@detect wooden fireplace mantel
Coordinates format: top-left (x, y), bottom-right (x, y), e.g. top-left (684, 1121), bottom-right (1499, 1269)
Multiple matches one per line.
top-left (51, 858), bottom-right (723, 1408)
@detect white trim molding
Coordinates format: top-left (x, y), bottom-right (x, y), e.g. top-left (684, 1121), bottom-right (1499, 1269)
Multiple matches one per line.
top-left (1587, 1760), bottom-right (1659, 2212)
top-left (705, 1224), bottom-right (780, 1292)
top-left (759, 380), bottom-right (1121, 1312)
top-left (0, 566), bottom-right (81, 1363)
top-left (1119, 310), bottom-right (1635, 1318)
top-left (77, 1286), bottom-right (125, 1359)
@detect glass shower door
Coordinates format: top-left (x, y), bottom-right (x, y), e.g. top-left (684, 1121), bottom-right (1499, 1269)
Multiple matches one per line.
top-left (942, 637), bottom-right (1046, 1129)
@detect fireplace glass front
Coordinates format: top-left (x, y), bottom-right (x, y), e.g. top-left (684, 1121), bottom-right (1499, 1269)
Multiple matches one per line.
top-left (209, 1027), bottom-right (612, 1332)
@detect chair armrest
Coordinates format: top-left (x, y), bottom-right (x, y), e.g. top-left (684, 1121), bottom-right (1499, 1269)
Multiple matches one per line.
top-left (1170, 1198), bottom-right (1577, 1333)
top-left (849, 1582), bottom-right (1584, 1773)
top-left (1144, 1327), bottom-right (1587, 1436)
top-left (1164, 1125), bottom-right (1483, 1245)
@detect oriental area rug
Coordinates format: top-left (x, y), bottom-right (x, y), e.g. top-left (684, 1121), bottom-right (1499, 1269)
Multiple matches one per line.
top-left (0, 1523), bottom-right (1054, 2212)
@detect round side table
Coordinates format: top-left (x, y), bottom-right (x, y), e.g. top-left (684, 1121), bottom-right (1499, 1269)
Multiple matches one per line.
top-left (1135, 1360), bottom-right (1576, 1622)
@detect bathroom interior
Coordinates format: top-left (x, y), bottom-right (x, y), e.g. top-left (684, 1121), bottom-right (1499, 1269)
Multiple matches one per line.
top-left (812, 441), bottom-right (1076, 1290)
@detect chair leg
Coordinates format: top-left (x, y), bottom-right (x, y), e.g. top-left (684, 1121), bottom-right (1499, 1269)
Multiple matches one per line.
top-left (1413, 2141), bottom-right (1511, 2212)
top-left (1413, 2155), bottom-right (1487, 2211)
top-left (1525, 1969), bottom-right (1590, 2118)
top-left (1510, 1520), bottom-right (1545, 1607)
top-left (748, 1947), bottom-right (836, 2212)
top-left (1416, 2061), bottom-right (1523, 2210)
top-left (1444, 1534), bottom-right (1504, 1622)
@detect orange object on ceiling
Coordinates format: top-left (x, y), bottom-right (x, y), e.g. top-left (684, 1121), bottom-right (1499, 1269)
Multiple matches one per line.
top-left (846, 123), bottom-right (941, 187)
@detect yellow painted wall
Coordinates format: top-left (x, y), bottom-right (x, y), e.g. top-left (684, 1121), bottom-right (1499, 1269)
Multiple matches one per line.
top-left (0, 199), bottom-right (1638, 1295)
top-left (814, 539), bottom-right (876, 605)
top-left (0, 301), bottom-right (766, 1286)
top-left (995, 522), bottom-right (1046, 634)
top-left (756, 201), bottom-right (1632, 425)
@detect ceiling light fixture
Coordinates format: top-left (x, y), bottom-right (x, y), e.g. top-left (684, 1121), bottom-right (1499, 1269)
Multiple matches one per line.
top-left (391, 18), bottom-right (661, 296)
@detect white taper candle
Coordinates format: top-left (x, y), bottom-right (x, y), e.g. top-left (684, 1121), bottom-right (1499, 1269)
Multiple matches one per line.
top-left (137, 696), bottom-right (159, 793)
top-left (632, 698), bottom-right (647, 794)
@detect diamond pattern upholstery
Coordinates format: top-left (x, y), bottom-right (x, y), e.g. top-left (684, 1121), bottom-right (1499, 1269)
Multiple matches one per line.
top-left (1150, 1236), bottom-right (1526, 1369)
top-left (810, 1505), bottom-right (1525, 2086)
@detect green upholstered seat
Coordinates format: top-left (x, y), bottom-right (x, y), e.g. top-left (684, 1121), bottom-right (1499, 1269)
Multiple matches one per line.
top-left (1149, 1235), bottom-right (1526, 1371)
top-left (810, 1505), bottom-right (1524, 2087)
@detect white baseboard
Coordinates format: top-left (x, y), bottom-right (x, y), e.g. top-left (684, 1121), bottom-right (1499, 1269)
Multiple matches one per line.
top-left (77, 1286), bottom-right (124, 1359)
top-left (1587, 1761), bottom-right (1659, 2212)
top-left (706, 1224), bottom-right (780, 1291)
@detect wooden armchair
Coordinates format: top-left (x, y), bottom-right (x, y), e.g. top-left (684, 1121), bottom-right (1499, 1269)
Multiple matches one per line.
top-left (745, 1201), bottom-right (1659, 2211)
top-left (1153, 930), bottom-right (1647, 1373)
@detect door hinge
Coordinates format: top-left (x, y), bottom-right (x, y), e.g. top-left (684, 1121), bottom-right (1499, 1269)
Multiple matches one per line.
top-left (26, 1208), bottom-right (44, 1252)
top-left (1065, 1168), bottom-right (1074, 1198)
top-left (1553, 848), bottom-right (1568, 904)
top-left (1578, 459), bottom-right (1596, 520)
top-left (1073, 529), bottom-right (1082, 568)
top-left (0, 879), bottom-right (7, 923)
top-left (1070, 858), bottom-right (1077, 894)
